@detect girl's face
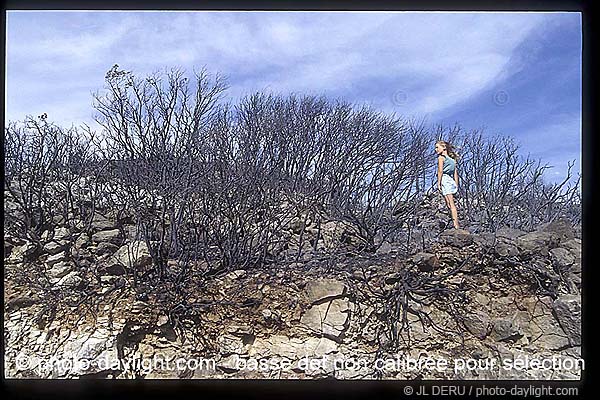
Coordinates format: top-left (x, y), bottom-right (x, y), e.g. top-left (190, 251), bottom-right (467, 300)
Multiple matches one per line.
top-left (435, 142), bottom-right (445, 155)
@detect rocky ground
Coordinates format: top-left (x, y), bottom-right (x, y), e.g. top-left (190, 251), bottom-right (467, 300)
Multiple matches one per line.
top-left (4, 197), bottom-right (582, 380)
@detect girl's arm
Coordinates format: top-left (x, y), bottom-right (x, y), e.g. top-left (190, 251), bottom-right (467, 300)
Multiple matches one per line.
top-left (437, 156), bottom-right (444, 191)
top-left (454, 167), bottom-right (459, 187)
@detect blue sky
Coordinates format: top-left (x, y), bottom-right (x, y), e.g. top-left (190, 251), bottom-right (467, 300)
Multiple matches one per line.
top-left (5, 11), bottom-right (581, 185)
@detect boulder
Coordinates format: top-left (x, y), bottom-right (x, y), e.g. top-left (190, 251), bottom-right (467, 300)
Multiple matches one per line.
top-left (305, 278), bottom-right (346, 304)
top-left (53, 227), bottom-right (71, 241)
top-left (552, 295), bottom-right (581, 346)
top-left (560, 239), bottom-right (581, 273)
top-left (463, 311), bottom-right (492, 340)
top-left (490, 318), bottom-right (522, 342)
top-left (376, 241), bottom-right (392, 255)
top-left (95, 242), bottom-right (120, 256)
top-left (55, 271), bottom-right (83, 289)
top-left (46, 251), bottom-right (68, 267)
top-left (495, 227), bottom-right (526, 240)
top-left (320, 221), bottom-right (365, 249)
top-left (90, 215), bottom-right (118, 232)
top-left (43, 241), bottom-right (64, 255)
top-left (411, 252), bottom-right (439, 272)
top-left (46, 261), bottom-right (73, 280)
top-left (300, 298), bottom-right (351, 341)
top-left (561, 239), bottom-right (581, 258)
top-left (8, 242), bottom-right (38, 263)
top-left (439, 229), bottom-right (473, 247)
top-left (539, 217), bottom-right (575, 242)
top-left (111, 241), bottom-right (152, 269)
top-left (74, 233), bottom-right (90, 250)
top-left (471, 232), bottom-right (495, 247)
top-left (549, 247), bottom-right (575, 270)
top-left (494, 240), bottom-right (519, 258)
top-left (516, 231), bottom-right (557, 257)
top-left (91, 229), bottom-right (122, 245)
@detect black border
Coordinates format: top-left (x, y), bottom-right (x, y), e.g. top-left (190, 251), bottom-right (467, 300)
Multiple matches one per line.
top-left (0, 0), bottom-right (590, 11)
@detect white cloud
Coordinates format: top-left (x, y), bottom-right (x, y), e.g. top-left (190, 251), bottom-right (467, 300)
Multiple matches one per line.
top-left (5, 11), bottom-right (557, 126)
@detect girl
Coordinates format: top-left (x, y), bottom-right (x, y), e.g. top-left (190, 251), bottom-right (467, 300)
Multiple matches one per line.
top-left (435, 140), bottom-right (460, 229)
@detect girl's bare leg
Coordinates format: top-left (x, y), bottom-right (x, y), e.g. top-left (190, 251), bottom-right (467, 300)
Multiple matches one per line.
top-left (445, 194), bottom-right (460, 229)
top-left (440, 194), bottom-right (450, 226)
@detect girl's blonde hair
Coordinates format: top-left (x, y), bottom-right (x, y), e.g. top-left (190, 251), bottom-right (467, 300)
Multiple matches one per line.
top-left (436, 140), bottom-right (459, 161)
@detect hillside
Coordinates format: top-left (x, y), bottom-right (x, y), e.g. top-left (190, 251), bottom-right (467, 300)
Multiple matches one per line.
top-left (4, 194), bottom-right (582, 380)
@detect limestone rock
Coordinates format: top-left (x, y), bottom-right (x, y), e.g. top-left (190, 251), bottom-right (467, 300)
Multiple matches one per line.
top-left (46, 261), bottom-right (73, 281)
top-left (494, 240), bottom-right (520, 258)
top-left (531, 323), bottom-right (570, 351)
top-left (90, 215), bottom-right (118, 232)
top-left (46, 251), bottom-right (68, 267)
top-left (249, 335), bottom-right (338, 360)
top-left (516, 231), bottom-right (557, 257)
top-left (91, 229), bottom-right (122, 245)
top-left (463, 311), bottom-right (492, 339)
top-left (8, 242), bottom-right (37, 263)
top-left (305, 278), bottom-right (346, 304)
top-left (495, 227), bottom-right (526, 240)
top-left (321, 221), bottom-right (365, 249)
top-left (226, 269), bottom-right (247, 280)
top-left (95, 242), bottom-right (119, 256)
top-left (549, 247), bottom-right (575, 270)
top-left (43, 241), bottom-right (64, 255)
top-left (53, 227), bottom-right (71, 241)
top-left (515, 313), bottom-right (569, 351)
top-left (539, 217), bottom-right (575, 242)
top-left (216, 354), bottom-right (242, 373)
top-left (300, 298), bottom-right (350, 341)
top-left (490, 318), bottom-right (522, 342)
top-left (439, 229), bottom-right (473, 247)
top-left (74, 233), bottom-right (90, 250)
top-left (55, 271), bottom-right (83, 289)
top-left (410, 252), bottom-right (439, 272)
top-left (552, 295), bottom-right (581, 347)
top-left (112, 241), bottom-right (152, 268)
top-left (218, 334), bottom-right (246, 356)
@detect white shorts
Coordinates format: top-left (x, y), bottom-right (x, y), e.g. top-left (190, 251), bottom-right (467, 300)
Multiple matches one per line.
top-left (441, 174), bottom-right (458, 196)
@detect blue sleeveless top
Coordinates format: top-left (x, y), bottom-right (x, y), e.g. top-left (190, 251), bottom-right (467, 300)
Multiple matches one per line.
top-left (441, 154), bottom-right (456, 176)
